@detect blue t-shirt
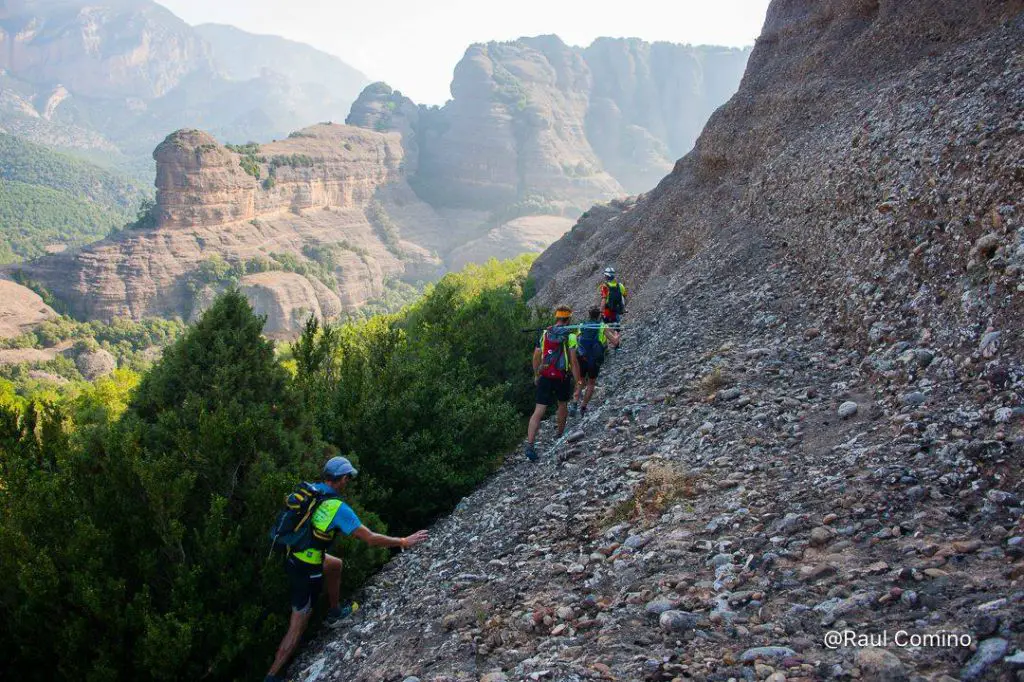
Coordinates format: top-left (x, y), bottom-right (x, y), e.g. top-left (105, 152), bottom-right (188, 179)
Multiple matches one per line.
top-left (311, 482), bottom-right (362, 535)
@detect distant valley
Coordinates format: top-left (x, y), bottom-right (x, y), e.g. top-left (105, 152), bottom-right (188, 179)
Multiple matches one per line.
top-left (0, 0), bottom-right (369, 177)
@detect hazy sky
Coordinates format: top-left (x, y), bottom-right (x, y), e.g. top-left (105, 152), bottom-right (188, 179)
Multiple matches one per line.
top-left (158, 0), bottom-right (772, 105)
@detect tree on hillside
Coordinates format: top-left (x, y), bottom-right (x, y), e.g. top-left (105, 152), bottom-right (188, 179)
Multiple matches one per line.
top-left (0, 290), bottom-right (327, 681)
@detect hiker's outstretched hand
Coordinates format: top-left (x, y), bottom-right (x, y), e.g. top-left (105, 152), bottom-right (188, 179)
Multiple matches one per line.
top-left (403, 530), bottom-right (429, 548)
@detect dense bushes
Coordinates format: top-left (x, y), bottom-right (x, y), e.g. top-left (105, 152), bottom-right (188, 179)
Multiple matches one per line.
top-left (0, 314), bottom-right (185, 374)
top-left (294, 256), bottom-right (540, 530)
top-left (0, 257), bottom-right (542, 680)
top-left (1, 293), bottom-right (324, 680)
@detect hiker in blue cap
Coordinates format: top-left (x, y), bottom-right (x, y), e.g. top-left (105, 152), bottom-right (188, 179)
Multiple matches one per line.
top-left (265, 455), bottom-right (429, 682)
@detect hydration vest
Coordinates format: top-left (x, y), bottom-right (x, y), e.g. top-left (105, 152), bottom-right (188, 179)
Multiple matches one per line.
top-left (605, 281), bottom-right (625, 314)
top-left (538, 326), bottom-right (573, 379)
top-left (577, 323), bottom-right (606, 364)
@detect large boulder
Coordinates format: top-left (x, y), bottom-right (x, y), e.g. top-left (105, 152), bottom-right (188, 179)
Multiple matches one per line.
top-left (239, 271), bottom-right (326, 339)
top-left (73, 347), bottom-right (117, 380)
top-left (0, 280), bottom-right (57, 339)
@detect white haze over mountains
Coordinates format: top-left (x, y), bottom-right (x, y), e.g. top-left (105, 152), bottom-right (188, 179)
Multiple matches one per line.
top-left (157, 0), bottom-right (771, 105)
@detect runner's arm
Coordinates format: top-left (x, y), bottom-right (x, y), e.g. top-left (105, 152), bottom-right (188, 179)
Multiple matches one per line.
top-left (570, 348), bottom-right (582, 385)
top-left (532, 348), bottom-right (542, 375)
top-left (352, 526), bottom-right (428, 549)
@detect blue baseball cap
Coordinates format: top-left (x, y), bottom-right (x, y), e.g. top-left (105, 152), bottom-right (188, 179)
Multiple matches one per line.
top-left (324, 456), bottom-right (358, 479)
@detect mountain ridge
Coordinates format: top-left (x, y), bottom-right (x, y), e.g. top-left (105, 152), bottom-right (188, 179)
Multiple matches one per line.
top-left (0, 0), bottom-right (368, 174)
top-left (348, 35), bottom-right (751, 208)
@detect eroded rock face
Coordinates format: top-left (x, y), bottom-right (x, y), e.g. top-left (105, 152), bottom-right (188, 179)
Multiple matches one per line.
top-left (239, 272), bottom-right (323, 340)
top-left (0, 279), bottom-right (57, 339)
top-left (353, 36), bottom-right (751, 211)
top-left (583, 39), bottom-right (752, 193)
top-left (153, 129), bottom-right (257, 228)
top-left (73, 347), bottom-right (116, 380)
top-left (346, 82), bottom-right (420, 166)
top-left (27, 123), bottom-right (443, 325)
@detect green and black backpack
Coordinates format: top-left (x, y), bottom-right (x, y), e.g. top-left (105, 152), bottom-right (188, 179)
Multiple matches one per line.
top-left (267, 482), bottom-right (338, 555)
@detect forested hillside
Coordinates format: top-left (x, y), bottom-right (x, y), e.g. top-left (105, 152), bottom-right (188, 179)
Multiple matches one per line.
top-left (0, 134), bottom-right (147, 262)
top-left (0, 257), bottom-right (542, 681)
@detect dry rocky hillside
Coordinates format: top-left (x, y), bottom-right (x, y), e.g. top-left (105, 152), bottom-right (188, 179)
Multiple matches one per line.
top-left (0, 279), bottom-right (55, 338)
top-left (284, 0), bottom-right (1023, 680)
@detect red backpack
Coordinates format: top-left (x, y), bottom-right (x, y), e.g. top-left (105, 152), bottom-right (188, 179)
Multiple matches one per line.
top-left (538, 326), bottom-right (572, 379)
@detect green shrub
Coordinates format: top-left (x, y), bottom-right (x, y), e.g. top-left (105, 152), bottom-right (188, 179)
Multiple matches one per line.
top-left (268, 154), bottom-right (315, 170)
top-left (127, 197), bottom-right (159, 230)
top-left (364, 200), bottom-right (402, 256)
top-left (239, 155), bottom-right (261, 179)
top-left (0, 259), bottom-right (542, 680)
top-left (296, 256), bottom-right (542, 530)
top-left (225, 143), bottom-right (262, 155)
top-left (0, 293), bottom-right (332, 680)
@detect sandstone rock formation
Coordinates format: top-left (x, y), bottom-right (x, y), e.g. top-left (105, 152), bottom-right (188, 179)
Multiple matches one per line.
top-left (341, 38), bottom-right (750, 274)
top-left (27, 123), bottom-right (447, 333)
top-left (239, 271), bottom-right (337, 341)
top-left (413, 36), bottom-right (624, 212)
top-left (0, 279), bottom-right (57, 339)
top-left (351, 37), bottom-right (752, 209)
top-left (73, 346), bottom-right (116, 380)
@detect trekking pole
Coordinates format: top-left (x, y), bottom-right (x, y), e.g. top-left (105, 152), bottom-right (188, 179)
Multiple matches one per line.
top-left (519, 323), bottom-right (630, 334)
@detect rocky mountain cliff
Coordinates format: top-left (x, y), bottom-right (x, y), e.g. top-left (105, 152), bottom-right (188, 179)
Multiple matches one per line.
top-left (13, 32), bottom-right (753, 334)
top-left (349, 37), bottom-right (751, 207)
top-left (339, 37), bottom-right (750, 296)
top-left (0, 0), bottom-right (368, 174)
top-left (26, 123), bottom-right (449, 333)
top-left (281, 1), bottom-right (1024, 680)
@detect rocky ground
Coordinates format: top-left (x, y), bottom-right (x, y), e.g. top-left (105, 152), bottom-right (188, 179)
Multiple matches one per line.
top-left (289, 222), bottom-right (1023, 682)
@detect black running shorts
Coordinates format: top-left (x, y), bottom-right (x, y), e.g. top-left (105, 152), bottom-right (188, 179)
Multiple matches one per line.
top-left (536, 375), bottom-right (573, 406)
top-left (578, 355), bottom-right (602, 380)
top-left (286, 556), bottom-right (323, 614)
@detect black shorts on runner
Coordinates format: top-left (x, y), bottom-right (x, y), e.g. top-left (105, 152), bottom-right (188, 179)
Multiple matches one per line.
top-left (286, 556), bottom-right (323, 614)
top-left (578, 355), bottom-right (602, 380)
top-left (536, 375), bottom-right (573, 406)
